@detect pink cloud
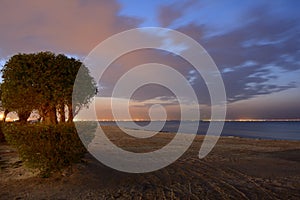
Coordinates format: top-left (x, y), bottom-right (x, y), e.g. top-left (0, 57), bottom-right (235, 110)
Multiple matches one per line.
top-left (0, 0), bottom-right (141, 57)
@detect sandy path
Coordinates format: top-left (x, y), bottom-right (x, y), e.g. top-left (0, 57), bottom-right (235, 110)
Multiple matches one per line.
top-left (1, 126), bottom-right (300, 199)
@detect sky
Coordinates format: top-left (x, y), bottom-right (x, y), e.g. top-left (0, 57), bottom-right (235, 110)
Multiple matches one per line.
top-left (0, 0), bottom-right (299, 120)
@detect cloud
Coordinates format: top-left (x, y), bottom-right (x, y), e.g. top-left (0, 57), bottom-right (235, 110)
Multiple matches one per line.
top-left (227, 87), bottom-right (300, 119)
top-left (0, 0), bottom-right (141, 57)
top-left (1, 0), bottom-right (299, 119)
top-left (96, 7), bottom-right (299, 107)
top-left (100, 0), bottom-right (300, 119)
top-left (157, 5), bottom-right (182, 27)
top-left (171, 1), bottom-right (300, 103)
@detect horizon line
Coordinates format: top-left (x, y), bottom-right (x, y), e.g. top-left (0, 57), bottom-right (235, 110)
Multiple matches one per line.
top-left (75, 119), bottom-right (300, 122)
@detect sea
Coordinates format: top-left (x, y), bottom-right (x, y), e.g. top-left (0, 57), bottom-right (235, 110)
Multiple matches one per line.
top-left (99, 121), bottom-right (300, 141)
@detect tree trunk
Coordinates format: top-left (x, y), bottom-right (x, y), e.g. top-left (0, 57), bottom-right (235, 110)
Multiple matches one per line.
top-left (17, 110), bottom-right (31, 123)
top-left (42, 104), bottom-right (58, 125)
top-left (2, 109), bottom-right (9, 122)
top-left (67, 103), bottom-right (73, 123)
top-left (38, 107), bottom-right (46, 123)
top-left (58, 103), bottom-right (66, 123)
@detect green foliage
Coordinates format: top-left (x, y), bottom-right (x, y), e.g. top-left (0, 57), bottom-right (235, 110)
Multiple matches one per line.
top-left (0, 54), bottom-right (36, 121)
top-left (3, 123), bottom-right (86, 175)
top-left (1, 52), bottom-right (97, 123)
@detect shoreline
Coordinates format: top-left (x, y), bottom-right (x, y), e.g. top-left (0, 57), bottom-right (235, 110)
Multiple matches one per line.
top-left (113, 125), bottom-right (300, 142)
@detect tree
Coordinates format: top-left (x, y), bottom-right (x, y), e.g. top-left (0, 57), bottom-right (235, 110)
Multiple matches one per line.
top-left (1, 52), bottom-right (97, 124)
top-left (66, 57), bottom-right (97, 122)
top-left (47, 54), bottom-right (97, 123)
top-left (1, 54), bottom-right (37, 122)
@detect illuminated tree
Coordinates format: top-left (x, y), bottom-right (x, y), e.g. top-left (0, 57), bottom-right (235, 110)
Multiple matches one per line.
top-left (1, 52), bottom-right (97, 124)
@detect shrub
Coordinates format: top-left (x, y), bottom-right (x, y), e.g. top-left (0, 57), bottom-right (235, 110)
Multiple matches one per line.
top-left (3, 123), bottom-right (87, 176)
top-left (74, 121), bottom-right (97, 147)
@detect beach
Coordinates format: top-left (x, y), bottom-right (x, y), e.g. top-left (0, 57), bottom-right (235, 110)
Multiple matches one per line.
top-left (1, 126), bottom-right (300, 199)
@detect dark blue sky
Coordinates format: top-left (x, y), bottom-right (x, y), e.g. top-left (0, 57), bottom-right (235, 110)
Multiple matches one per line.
top-left (0, 0), bottom-right (299, 120)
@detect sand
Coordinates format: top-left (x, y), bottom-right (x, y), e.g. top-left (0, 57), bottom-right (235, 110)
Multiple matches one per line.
top-left (1, 126), bottom-right (300, 199)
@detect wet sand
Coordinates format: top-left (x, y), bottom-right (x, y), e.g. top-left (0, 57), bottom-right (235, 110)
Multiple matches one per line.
top-left (1, 126), bottom-right (300, 199)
